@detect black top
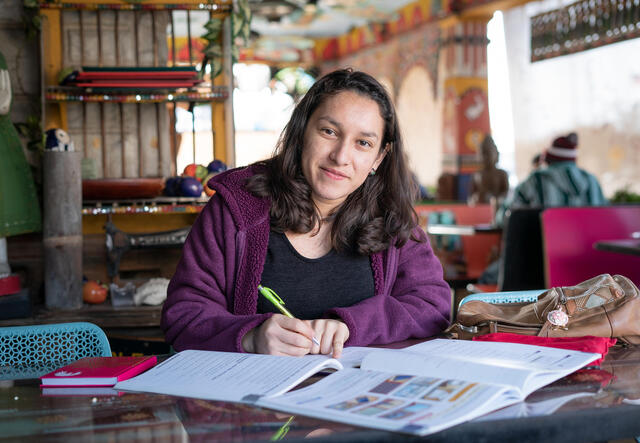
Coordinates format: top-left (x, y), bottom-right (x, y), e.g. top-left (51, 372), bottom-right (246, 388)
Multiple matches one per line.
top-left (258, 231), bottom-right (375, 320)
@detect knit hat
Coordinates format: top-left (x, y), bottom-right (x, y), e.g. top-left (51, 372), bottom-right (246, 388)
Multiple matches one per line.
top-left (546, 132), bottom-right (578, 163)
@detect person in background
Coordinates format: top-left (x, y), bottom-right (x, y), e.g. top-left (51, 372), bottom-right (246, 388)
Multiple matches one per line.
top-left (531, 152), bottom-right (544, 171)
top-left (468, 134), bottom-right (509, 207)
top-left (162, 69), bottom-right (451, 358)
top-left (496, 132), bottom-right (607, 225)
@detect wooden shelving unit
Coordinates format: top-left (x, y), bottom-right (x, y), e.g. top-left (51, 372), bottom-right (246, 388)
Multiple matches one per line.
top-left (29, 1), bottom-right (235, 335)
top-left (82, 196), bottom-right (207, 215)
top-left (46, 86), bottom-right (229, 104)
top-left (39, 0), bottom-right (235, 178)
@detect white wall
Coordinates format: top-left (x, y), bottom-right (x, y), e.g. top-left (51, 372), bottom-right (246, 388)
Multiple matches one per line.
top-left (503, 3), bottom-right (640, 196)
top-left (396, 66), bottom-right (443, 190)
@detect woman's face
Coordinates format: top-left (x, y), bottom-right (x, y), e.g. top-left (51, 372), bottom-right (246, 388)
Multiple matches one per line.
top-left (301, 90), bottom-right (387, 216)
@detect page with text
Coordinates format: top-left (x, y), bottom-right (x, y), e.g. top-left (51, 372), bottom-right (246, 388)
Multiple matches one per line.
top-left (259, 367), bottom-right (520, 436)
top-left (115, 350), bottom-right (343, 402)
top-left (361, 340), bottom-right (599, 395)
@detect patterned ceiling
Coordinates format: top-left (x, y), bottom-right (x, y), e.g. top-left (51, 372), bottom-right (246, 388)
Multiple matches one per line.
top-left (250, 0), bottom-right (418, 37)
top-left (245, 0), bottom-right (418, 63)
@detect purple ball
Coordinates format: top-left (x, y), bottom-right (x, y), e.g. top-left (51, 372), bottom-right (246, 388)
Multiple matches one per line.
top-left (164, 176), bottom-right (182, 196)
top-left (180, 177), bottom-right (203, 197)
top-left (207, 159), bottom-right (228, 173)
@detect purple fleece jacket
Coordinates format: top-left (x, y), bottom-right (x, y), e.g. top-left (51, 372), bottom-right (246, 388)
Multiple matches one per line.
top-left (161, 165), bottom-right (451, 352)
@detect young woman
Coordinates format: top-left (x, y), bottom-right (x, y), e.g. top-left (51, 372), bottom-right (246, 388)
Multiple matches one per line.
top-left (161, 69), bottom-right (451, 358)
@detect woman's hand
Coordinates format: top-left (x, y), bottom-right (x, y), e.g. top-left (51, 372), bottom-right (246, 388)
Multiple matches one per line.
top-left (308, 319), bottom-right (350, 358)
top-left (242, 314), bottom-right (315, 356)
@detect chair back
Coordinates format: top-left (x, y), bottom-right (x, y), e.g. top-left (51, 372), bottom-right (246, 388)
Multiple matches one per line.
top-left (0, 322), bottom-right (111, 379)
top-left (498, 208), bottom-right (545, 291)
top-left (541, 205), bottom-right (640, 287)
top-left (458, 289), bottom-right (544, 309)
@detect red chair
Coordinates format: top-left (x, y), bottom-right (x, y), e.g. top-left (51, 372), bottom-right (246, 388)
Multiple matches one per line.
top-left (541, 205), bottom-right (640, 287)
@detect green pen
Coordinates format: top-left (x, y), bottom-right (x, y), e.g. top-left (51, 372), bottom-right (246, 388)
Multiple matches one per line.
top-left (270, 415), bottom-right (294, 441)
top-left (258, 285), bottom-right (321, 346)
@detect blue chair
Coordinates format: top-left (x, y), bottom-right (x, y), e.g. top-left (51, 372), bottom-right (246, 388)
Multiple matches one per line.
top-left (458, 289), bottom-right (545, 310)
top-left (0, 322), bottom-right (111, 379)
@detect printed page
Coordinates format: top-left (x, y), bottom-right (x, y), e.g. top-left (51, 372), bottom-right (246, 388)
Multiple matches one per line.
top-left (360, 339), bottom-right (599, 395)
top-left (115, 350), bottom-right (343, 402)
top-left (338, 346), bottom-right (385, 368)
top-left (259, 368), bottom-right (521, 436)
top-left (404, 340), bottom-right (599, 372)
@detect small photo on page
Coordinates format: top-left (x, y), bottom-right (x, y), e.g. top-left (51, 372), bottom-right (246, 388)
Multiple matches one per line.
top-left (326, 394), bottom-right (379, 411)
top-left (421, 380), bottom-right (469, 402)
top-left (394, 377), bottom-right (440, 398)
top-left (352, 398), bottom-right (405, 416)
top-left (380, 402), bottom-right (433, 420)
top-left (369, 375), bottom-right (414, 394)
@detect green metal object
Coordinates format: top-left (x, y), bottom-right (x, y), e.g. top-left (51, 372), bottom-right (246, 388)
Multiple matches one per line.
top-left (0, 50), bottom-right (42, 237)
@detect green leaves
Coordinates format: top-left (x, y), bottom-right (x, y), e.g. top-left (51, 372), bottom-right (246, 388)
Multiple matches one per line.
top-left (201, 17), bottom-right (223, 79)
top-left (22, 0), bottom-right (42, 40)
top-left (232, 0), bottom-right (252, 45)
top-left (204, 17), bottom-right (223, 37)
top-left (201, 0), bottom-right (252, 80)
top-left (209, 58), bottom-right (222, 79)
top-left (15, 114), bottom-right (45, 153)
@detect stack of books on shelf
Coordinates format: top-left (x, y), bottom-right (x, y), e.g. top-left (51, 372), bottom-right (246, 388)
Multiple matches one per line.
top-left (62, 66), bottom-right (201, 90)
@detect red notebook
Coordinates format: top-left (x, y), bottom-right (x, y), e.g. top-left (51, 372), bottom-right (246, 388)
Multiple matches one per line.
top-left (40, 356), bottom-right (157, 387)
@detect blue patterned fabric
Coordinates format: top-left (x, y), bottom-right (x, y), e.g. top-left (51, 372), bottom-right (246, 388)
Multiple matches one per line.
top-left (458, 290), bottom-right (545, 309)
top-left (0, 322), bottom-right (111, 379)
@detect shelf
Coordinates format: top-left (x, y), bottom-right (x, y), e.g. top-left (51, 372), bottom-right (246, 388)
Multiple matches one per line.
top-left (38, 1), bottom-right (232, 12)
top-left (46, 86), bottom-right (229, 103)
top-left (0, 304), bottom-right (163, 329)
top-left (83, 196), bottom-right (209, 215)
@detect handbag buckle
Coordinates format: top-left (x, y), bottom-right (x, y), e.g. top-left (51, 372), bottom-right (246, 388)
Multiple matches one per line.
top-left (458, 324), bottom-right (478, 334)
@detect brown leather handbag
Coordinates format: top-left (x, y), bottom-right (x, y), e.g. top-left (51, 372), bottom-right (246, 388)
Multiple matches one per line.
top-left (448, 274), bottom-right (640, 344)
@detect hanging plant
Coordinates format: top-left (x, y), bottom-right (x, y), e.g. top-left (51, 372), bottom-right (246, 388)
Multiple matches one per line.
top-left (232, 0), bottom-right (252, 45)
top-left (201, 0), bottom-right (251, 80)
top-left (22, 0), bottom-right (44, 40)
top-left (201, 17), bottom-right (223, 79)
top-left (15, 114), bottom-right (45, 153)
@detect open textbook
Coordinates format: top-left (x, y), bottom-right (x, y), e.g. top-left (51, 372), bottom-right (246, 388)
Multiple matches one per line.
top-left (115, 339), bottom-right (600, 436)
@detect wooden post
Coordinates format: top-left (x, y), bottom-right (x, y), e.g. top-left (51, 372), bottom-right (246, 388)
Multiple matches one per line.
top-left (41, 9), bottom-right (68, 131)
top-left (43, 151), bottom-right (83, 310)
top-left (212, 15), bottom-right (235, 167)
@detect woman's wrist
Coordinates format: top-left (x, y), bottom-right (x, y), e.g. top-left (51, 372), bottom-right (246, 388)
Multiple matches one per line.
top-left (241, 328), bottom-right (256, 353)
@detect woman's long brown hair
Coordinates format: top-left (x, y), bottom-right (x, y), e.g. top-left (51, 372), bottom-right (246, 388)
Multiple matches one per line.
top-left (245, 68), bottom-right (420, 255)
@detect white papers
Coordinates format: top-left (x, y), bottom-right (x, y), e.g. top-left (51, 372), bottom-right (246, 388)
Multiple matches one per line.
top-left (364, 339), bottom-right (600, 396)
top-left (114, 340), bottom-right (601, 437)
top-left (115, 350), bottom-right (342, 402)
top-left (260, 368), bottom-right (518, 436)
top-left (336, 346), bottom-right (382, 368)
